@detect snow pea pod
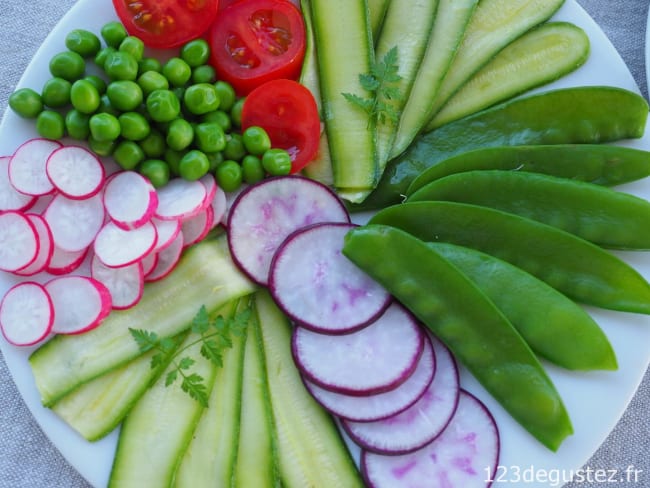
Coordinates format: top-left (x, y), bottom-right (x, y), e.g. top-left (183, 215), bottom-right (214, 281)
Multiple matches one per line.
top-left (409, 170), bottom-right (650, 249)
top-left (342, 224), bottom-right (573, 451)
top-left (428, 242), bottom-right (617, 371)
top-left (406, 144), bottom-right (650, 195)
top-left (369, 201), bottom-right (650, 314)
top-left (354, 86), bottom-right (649, 211)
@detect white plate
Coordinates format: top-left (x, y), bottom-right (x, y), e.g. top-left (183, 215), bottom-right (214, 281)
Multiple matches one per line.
top-left (1, 1), bottom-right (649, 487)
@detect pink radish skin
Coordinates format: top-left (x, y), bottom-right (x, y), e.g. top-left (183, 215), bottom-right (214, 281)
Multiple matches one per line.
top-left (0, 282), bottom-right (53, 346)
top-left (145, 232), bottom-right (184, 282)
top-left (44, 192), bottom-right (105, 252)
top-left (151, 217), bottom-right (181, 252)
top-left (0, 155), bottom-right (37, 211)
top-left (361, 390), bottom-right (500, 488)
top-left (303, 334), bottom-right (436, 422)
top-left (8, 138), bottom-right (61, 196)
top-left (343, 336), bottom-right (460, 455)
top-left (269, 222), bottom-right (391, 334)
top-left (103, 171), bottom-right (158, 230)
top-left (91, 255), bottom-right (144, 310)
top-left (227, 176), bottom-right (350, 285)
top-left (46, 276), bottom-right (112, 335)
top-left (46, 145), bottom-right (105, 199)
top-left (93, 220), bottom-right (158, 268)
top-left (155, 178), bottom-right (207, 221)
top-left (181, 205), bottom-right (214, 248)
top-left (292, 303), bottom-right (425, 396)
top-left (15, 214), bottom-right (54, 276)
top-left (0, 211), bottom-right (39, 272)
top-left (46, 245), bottom-right (89, 275)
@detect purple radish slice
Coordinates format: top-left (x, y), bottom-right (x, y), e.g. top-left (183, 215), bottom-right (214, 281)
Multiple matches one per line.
top-left (303, 334), bottom-right (436, 422)
top-left (362, 390), bottom-right (500, 488)
top-left (269, 222), bottom-right (391, 334)
top-left (0, 211), bottom-right (39, 272)
top-left (343, 335), bottom-right (460, 455)
top-left (0, 155), bottom-right (37, 211)
top-left (15, 214), bottom-right (54, 276)
top-left (145, 232), bottom-right (184, 282)
top-left (46, 245), bottom-right (89, 275)
top-left (93, 220), bottom-right (158, 268)
top-left (46, 145), bottom-right (105, 199)
top-left (227, 175), bottom-right (349, 285)
top-left (91, 255), bottom-right (144, 310)
top-left (46, 276), bottom-right (112, 335)
top-left (181, 205), bottom-right (214, 248)
top-left (0, 282), bottom-right (53, 346)
top-left (8, 138), bottom-right (61, 196)
top-left (155, 178), bottom-right (207, 221)
top-left (103, 171), bottom-right (158, 230)
top-left (44, 192), bottom-right (105, 252)
top-left (292, 302), bottom-right (424, 396)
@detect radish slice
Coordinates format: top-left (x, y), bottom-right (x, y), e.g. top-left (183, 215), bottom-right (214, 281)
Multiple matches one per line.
top-left (91, 255), bottom-right (144, 310)
top-left (304, 334), bottom-right (436, 422)
top-left (227, 176), bottom-right (350, 285)
top-left (46, 145), bottom-right (105, 199)
top-left (155, 178), bottom-right (207, 221)
top-left (145, 232), bottom-right (184, 282)
top-left (46, 276), bottom-right (112, 335)
top-left (94, 220), bottom-right (158, 268)
top-left (15, 214), bottom-right (54, 276)
top-left (292, 303), bottom-right (424, 396)
top-left (0, 211), bottom-right (39, 272)
top-left (343, 336), bottom-right (460, 455)
top-left (361, 390), bottom-right (500, 488)
top-left (140, 252), bottom-right (159, 276)
top-left (151, 217), bottom-right (181, 252)
top-left (181, 205), bottom-right (214, 247)
top-left (270, 222), bottom-right (391, 333)
top-left (199, 173), bottom-right (218, 210)
top-left (210, 185), bottom-right (227, 227)
top-left (0, 282), bottom-right (53, 346)
top-left (46, 245), bottom-right (89, 275)
top-left (0, 155), bottom-right (37, 211)
top-left (8, 138), bottom-right (61, 196)
top-left (44, 193), bottom-right (105, 252)
top-left (103, 171), bottom-right (158, 229)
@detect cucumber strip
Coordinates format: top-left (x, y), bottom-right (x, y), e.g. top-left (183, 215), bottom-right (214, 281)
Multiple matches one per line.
top-left (29, 233), bottom-right (256, 407)
top-left (429, 22), bottom-right (590, 129)
top-left (174, 300), bottom-right (249, 488)
top-left (368, 0), bottom-right (390, 40)
top-left (423, 0), bottom-right (566, 130)
top-left (373, 0), bottom-right (440, 171)
top-left (390, 0), bottom-right (478, 159)
top-left (256, 290), bottom-right (364, 487)
top-left (310, 0), bottom-right (378, 199)
top-left (50, 332), bottom-right (186, 442)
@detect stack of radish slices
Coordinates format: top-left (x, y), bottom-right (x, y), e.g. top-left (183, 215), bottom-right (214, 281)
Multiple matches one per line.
top-left (226, 175), bottom-right (500, 487)
top-left (0, 138), bottom-right (226, 346)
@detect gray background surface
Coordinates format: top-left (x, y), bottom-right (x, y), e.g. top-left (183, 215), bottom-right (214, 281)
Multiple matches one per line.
top-left (1, 1), bottom-right (649, 487)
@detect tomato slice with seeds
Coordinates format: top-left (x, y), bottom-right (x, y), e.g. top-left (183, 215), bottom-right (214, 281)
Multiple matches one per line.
top-left (208, 0), bottom-right (306, 95)
top-left (112, 0), bottom-right (219, 49)
top-left (241, 79), bottom-right (320, 173)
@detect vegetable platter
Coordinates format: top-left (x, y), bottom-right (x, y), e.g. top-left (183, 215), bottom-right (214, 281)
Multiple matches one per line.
top-left (0, 0), bottom-right (650, 487)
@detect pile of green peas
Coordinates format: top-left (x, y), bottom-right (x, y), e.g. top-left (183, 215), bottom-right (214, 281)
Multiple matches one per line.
top-left (8, 21), bottom-right (293, 191)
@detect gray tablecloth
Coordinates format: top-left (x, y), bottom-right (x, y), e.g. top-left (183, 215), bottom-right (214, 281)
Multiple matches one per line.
top-left (1, 1), bottom-right (649, 487)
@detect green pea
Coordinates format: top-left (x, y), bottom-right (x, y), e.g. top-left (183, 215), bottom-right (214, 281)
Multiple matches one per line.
top-left (162, 58), bottom-right (192, 87)
top-left (241, 154), bottom-right (265, 184)
top-left (262, 148), bottom-right (292, 175)
top-left (223, 133), bottom-right (246, 161)
top-left (242, 126), bottom-right (271, 155)
top-left (138, 71), bottom-right (169, 96)
top-left (70, 79), bottom-right (101, 114)
top-left (179, 150), bottom-right (210, 181)
top-left (88, 136), bottom-right (117, 157)
top-left (119, 36), bottom-right (145, 61)
top-left (9, 88), bottom-right (43, 118)
top-left (201, 110), bottom-right (232, 132)
top-left (94, 46), bottom-right (117, 69)
top-left (166, 118), bottom-right (194, 151)
top-left (89, 112), bottom-right (121, 142)
top-left (65, 109), bottom-right (91, 140)
top-left (41, 77), bottom-right (72, 108)
top-left (183, 83), bottom-right (220, 115)
top-left (215, 81), bottom-right (236, 112)
top-left (139, 57), bottom-right (162, 75)
top-left (180, 39), bottom-right (210, 67)
top-left (164, 148), bottom-right (187, 176)
top-left (215, 160), bottom-right (243, 192)
top-left (119, 112), bottom-right (151, 141)
top-left (83, 75), bottom-right (107, 95)
top-left (97, 94), bottom-right (120, 116)
top-left (192, 65), bottom-right (216, 84)
top-left (49, 51), bottom-right (85, 81)
top-left (146, 89), bottom-right (181, 123)
top-left (139, 129), bottom-right (167, 158)
top-left (206, 151), bottom-right (224, 172)
top-left (114, 140), bottom-right (145, 170)
top-left (101, 21), bottom-right (128, 48)
top-left (104, 51), bottom-right (139, 81)
top-left (65, 29), bottom-right (101, 58)
top-left (36, 110), bottom-right (65, 139)
top-left (194, 121), bottom-right (227, 153)
top-left (139, 159), bottom-right (170, 188)
top-left (230, 97), bottom-right (245, 128)
top-left (106, 80), bottom-right (143, 112)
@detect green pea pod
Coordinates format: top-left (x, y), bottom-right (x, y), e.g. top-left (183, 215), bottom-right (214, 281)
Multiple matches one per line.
top-left (369, 201), bottom-right (650, 314)
top-left (409, 170), bottom-right (650, 250)
top-left (353, 86), bottom-right (649, 210)
top-left (428, 242), bottom-right (617, 371)
top-left (406, 144), bottom-right (650, 195)
top-left (342, 224), bottom-right (573, 451)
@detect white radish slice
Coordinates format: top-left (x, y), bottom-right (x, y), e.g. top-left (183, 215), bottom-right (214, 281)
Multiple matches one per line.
top-left (0, 211), bottom-right (39, 272)
top-left (343, 336), bottom-right (460, 455)
top-left (199, 173), bottom-right (218, 210)
top-left (46, 276), bottom-right (112, 335)
top-left (221, 184), bottom-right (247, 227)
top-left (304, 334), bottom-right (436, 422)
top-left (210, 185), bottom-right (227, 228)
top-left (46, 245), bottom-right (89, 275)
top-left (181, 205), bottom-right (214, 248)
top-left (46, 145), bottom-right (105, 199)
top-left (91, 255), bottom-right (144, 310)
top-left (292, 303), bottom-right (424, 396)
top-left (15, 214), bottom-right (54, 276)
top-left (155, 178), bottom-right (207, 221)
top-left (362, 390), bottom-right (500, 488)
top-left (0, 155), bottom-right (37, 211)
top-left (145, 232), bottom-right (184, 282)
top-left (44, 193), bottom-right (105, 252)
top-left (8, 138), bottom-right (61, 196)
top-left (0, 282), bottom-right (53, 346)
top-left (227, 176), bottom-right (350, 285)
top-left (140, 252), bottom-right (159, 276)
top-left (93, 220), bottom-right (158, 268)
top-left (151, 217), bottom-right (181, 252)
top-left (103, 171), bottom-right (159, 230)
top-left (270, 222), bottom-right (390, 333)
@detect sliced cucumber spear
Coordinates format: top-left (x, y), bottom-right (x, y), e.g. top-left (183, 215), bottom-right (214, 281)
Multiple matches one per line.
top-left (367, 0), bottom-right (390, 40)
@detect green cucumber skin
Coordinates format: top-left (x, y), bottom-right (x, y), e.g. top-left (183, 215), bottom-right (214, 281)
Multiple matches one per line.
top-left (367, 0), bottom-right (390, 39)
top-left (29, 234), bottom-right (256, 407)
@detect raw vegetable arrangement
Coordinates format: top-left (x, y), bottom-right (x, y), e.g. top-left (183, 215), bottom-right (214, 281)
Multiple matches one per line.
top-left (2, 0), bottom-right (650, 487)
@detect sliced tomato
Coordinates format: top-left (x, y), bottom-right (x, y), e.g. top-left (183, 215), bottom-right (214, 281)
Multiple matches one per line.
top-left (241, 79), bottom-right (320, 173)
top-left (208, 0), bottom-right (306, 95)
top-left (112, 0), bottom-right (219, 49)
